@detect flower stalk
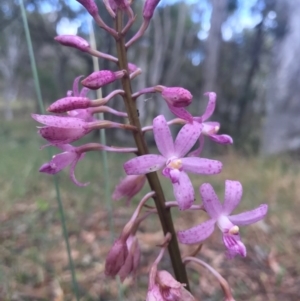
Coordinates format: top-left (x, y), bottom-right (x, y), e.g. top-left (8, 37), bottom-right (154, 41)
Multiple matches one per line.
top-left (114, 10), bottom-right (190, 288)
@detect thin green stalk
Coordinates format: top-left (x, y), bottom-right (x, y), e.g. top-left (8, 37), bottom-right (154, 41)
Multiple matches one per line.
top-left (19, 1), bottom-right (80, 299)
top-left (114, 11), bottom-right (190, 289)
top-left (89, 19), bottom-right (124, 301)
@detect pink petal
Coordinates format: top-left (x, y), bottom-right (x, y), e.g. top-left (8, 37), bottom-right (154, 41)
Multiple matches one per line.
top-left (73, 75), bottom-right (84, 96)
top-left (79, 87), bottom-right (90, 97)
top-left (178, 219), bottom-right (216, 244)
top-left (118, 253), bottom-right (134, 282)
top-left (39, 127), bottom-right (88, 144)
top-left (228, 204), bottom-right (268, 226)
top-left (112, 174), bottom-right (146, 204)
top-left (222, 233), bottom-right (246, 258)
top-left (69, 155), bottom-right (89, 187)
top-left (174, 123), bottom-right (202, 158)
top-left (223, 180), bottom-right (243, 215)
top-left (146, 285), bottom-right (165, 301)
top-left (201, 92), bottom-right (216, 121)
top-left (124, 155), bottom-right (166, 175)
top-left (32, 114), bottom-right (86, 129)
top-left (188, 135), bottom-right (204, 157)
top-left (156, 271), bottom-right (181, 289)
top-left (68, 108), bottom-right (95, 122)
top-left (153, 115), bottom-right (174, 158)
top-left (39, 151), bottom-right (77, 174)
top-left (168, 105), bottom-right (193, 123)
top-left (204, 121), bottom-right (220, 128)
top-left (181, 157), bottom-right (222, 175)
top-left (172, 171), bottom-right (195, 210)
top-left (209, 134), bottom-right (233, 144)
top-left (56, 144), bottom-right (75, 151)
top-left (105, 239), bottom-right (128, 276)
top-left (199, 183), bottom-right (223, 219)
top-left (169, 169), bottom-right (181, 183)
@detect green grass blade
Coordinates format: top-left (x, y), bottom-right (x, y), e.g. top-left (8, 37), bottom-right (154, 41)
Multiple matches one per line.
top-left (19, 1), bottom-right (80, 299)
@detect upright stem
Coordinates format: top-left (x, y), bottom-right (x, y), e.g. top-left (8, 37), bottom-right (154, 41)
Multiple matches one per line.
top-left (114, 11), bottom-right (190, 289)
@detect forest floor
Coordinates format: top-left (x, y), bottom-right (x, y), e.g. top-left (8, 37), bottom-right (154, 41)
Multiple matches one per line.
top-left (1, 119), bottom-right (300, 301)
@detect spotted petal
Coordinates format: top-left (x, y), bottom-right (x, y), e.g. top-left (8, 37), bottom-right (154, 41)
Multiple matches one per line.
top-left (39, 151), bottom-right (77, 174)
top-left (172, 171), bottom-right (194, 210)
top-left (38, 127), bottom-right (88, 144)
top-left (178, 219), bottom-right (216, 244)
top-left (124, 155), bottom-right (166, 175)
top-left (201, 92), bottom-right (216, 121)
top-left (174, 122), bottom-right (202, 158)
top-left (168, 105), bottom-right (193, 123)
top-left (228, 204), bottom-right (268, 226)
top-left (199, 183), bottom-right (223, 219)
top-left (223, 180), bottom-right (243, 215)
top-left (153, 115), bottom-right (174, 158)
top-left (181, 157), bottom-right (222, 175)
top-left (32, 114), bottom-right (87, 129)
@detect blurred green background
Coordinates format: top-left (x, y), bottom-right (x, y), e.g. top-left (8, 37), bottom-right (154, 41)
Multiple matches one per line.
top-left (1, 0), bottom-right (300, 300)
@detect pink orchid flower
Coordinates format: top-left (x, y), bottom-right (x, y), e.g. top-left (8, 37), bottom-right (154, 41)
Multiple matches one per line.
top-left (32, 114), bottom-right (93, 145)
top-left (178, 180), bottom-right (268, 258)
top-left (39, 144), bottom-right (88, 186)
top-left (124, 115), bottom-right (222, 210)
top-left (168, 93), bottom-right (233, 156)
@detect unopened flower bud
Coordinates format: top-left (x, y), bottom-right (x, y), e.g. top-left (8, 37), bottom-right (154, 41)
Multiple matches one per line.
top-left (112, 175), bottom-right (146, 205)
top-left (161, 87), bottom-right (193, 107)
top-left (143, 0), bottom-right (161, 20)
top-left (47, 97), bottom-right (91, 113)
top-left (54, 35), bottom-right (90, 52)
top-left (81, 70), bottom-right (126, 90)
top-left (76, 0), bottom-right (98, 16)
top-left (105, 238), bottom-right (128, 276)
top-left (118, 235), bottom-right (141, 281)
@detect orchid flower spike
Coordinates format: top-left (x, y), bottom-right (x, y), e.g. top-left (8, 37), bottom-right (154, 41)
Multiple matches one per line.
top-left (39, 144), bottom-right (88, 186)
top-left (146, 234), bottom-right (195, 301)
top-left (112, 174), bottom-right (146, 205)
top-left (124, 115), bottom-right (222, 210)
top-left (178, 180), bottom-right (268, 258)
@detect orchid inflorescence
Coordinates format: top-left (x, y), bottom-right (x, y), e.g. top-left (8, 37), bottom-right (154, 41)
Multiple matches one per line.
top-left (32, 0), bottom-right (268, 299)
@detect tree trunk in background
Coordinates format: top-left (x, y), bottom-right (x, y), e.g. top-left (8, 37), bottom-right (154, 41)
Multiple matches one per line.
top-left (201, 0), bottom-right (227, 111)
top-left (261, 0), bottom-right (300, 155)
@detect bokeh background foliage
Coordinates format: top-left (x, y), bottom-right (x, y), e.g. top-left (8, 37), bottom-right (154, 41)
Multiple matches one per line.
top-left (1, 0), bottom-right (300, 300)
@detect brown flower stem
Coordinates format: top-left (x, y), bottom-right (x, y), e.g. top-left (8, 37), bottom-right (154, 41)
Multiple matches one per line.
top-left (114, 10), bottom-right (190, 289)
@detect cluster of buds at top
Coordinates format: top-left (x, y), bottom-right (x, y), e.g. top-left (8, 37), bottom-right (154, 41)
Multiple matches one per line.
top-left (32, 0), bottom-right (269, 300)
